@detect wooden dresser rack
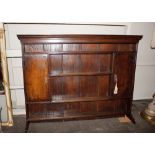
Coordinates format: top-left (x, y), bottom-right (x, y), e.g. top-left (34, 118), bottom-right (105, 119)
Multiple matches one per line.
top-left (18, 35), bottom-right (142, 132)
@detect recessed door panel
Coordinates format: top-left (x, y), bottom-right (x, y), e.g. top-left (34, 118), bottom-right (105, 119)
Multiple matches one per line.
top-left (114, 53), bottom-right (136, 97)
top-left (24, 54), bottom-right (50, 102)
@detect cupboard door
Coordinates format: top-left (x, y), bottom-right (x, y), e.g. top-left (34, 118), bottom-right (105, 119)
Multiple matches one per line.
top-left (113, 53), bottom-right (136, 97)
top-left (24, 54), bottom-right (50, 102)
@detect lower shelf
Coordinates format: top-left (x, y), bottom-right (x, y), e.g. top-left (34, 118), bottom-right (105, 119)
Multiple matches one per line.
top-left (27, 99), bottom-right (131, 122)
top-left (28, 113), bottom-right (125, 122)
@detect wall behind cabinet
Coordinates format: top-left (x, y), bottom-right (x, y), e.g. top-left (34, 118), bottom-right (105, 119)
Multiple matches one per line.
top-left (126, 23), bottom-right (155, 99)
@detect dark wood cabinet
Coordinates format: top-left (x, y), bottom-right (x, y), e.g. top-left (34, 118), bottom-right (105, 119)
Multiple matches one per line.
top-left (18, 35), bottom-right (142, 132)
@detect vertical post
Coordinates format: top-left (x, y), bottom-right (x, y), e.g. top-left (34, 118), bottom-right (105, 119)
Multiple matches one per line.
top-left (0, 23), bottom-right (13, 126)
top-left (0, 107), bottom-right (2, 132)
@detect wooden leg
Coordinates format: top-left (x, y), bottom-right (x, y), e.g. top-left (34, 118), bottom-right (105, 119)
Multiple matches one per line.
top-left (118, 116), bottom-right (131, 123)
top-left (126, 113), bottom-right (136, 124)
top-left (25, 121), bottom-right (30, 133)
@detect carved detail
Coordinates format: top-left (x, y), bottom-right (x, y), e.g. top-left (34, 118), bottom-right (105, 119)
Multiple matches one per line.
top-left (25, 44), bottom-right (44, 52)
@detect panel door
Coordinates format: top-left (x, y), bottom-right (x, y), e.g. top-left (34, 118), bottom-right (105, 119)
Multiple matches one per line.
top-left (113, 53), bottom-right (136, 98)
top-left (24, 54), bottom-right (50, 102)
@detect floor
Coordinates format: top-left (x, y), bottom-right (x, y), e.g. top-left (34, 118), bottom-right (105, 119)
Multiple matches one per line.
top-left (2, 100), bottom-right (155, 133)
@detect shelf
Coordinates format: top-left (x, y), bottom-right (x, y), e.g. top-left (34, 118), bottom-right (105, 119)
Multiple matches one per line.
top-left (49, 72), bottom-right (111, 77)
top-left (27, 114), bottom-right (94, 122)
top-left (48, 51), bottom-right (114, 55)
top-left (51, 96), bottom-right (110, 103)
top-left (28, 113), bottom-right (121, 122)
